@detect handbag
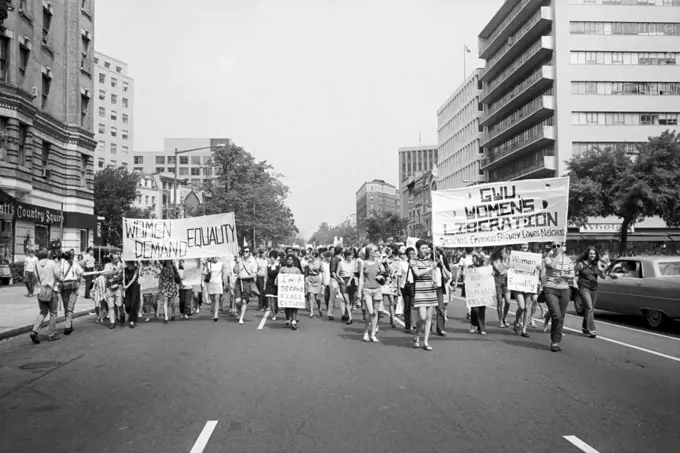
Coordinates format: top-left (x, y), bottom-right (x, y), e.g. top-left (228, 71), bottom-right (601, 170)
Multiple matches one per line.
top-left (35, 264), bottom-right (54, 303)
top-left (61, 262), bottom-right (78, 291)
top-left (204, 263), bottom-right (212, 283)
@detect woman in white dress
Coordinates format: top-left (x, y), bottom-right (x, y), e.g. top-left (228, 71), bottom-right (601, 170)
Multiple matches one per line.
top-left (204, 257), bottom-right (226, 322)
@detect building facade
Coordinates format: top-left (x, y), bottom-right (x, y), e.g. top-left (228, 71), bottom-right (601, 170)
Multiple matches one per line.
top-left (132, 173), bottom-right (205, 220)
top-left (477, 0), bottom-right (680, 183)
top-left (436, 68), bottom-right (485, 190)
top-left (93, 51), bottom-right (134, 169)
top-left (397, 145), bottom-right (437, 218)
top-left (132, 137), bottom-right (230, 187)
top-left (0, 0), bottom-right (98, 271)
top-left (404, 170), bottom-right (437, 239)
top-left (356, 179), bottom-right (399, 238)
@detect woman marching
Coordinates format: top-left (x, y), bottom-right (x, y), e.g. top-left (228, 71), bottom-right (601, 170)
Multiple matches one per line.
top-left (543, 241), bottom-right (575, 352)
top-left (358, 244), bottom-right (386, 343)
top-left (158, 260), bottom-right (180, 324)
top-left (266, 250), bottom-right (281, 320)
top-left (511, 243), bottom-right (539, 338)
top-left (123, 260), bottom-right (140, 328)
top-left (305, 251), bottom-right (323, 318)
top-left (410, 240), bottom-right (439, 351)
top-left (277, 254), bottom-right (303, 330)
top-left (468, 252), bottom-right (489, 335)
top-left (574, 246), bottom-right (607, 338)
top-left (490, 247), bottom-right (511, 328)
top-left (336, 249), bottom-right (356, 325)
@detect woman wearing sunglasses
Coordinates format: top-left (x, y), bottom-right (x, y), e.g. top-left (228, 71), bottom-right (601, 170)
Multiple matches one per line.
top-left (543, 242), bottom-right (575, 352)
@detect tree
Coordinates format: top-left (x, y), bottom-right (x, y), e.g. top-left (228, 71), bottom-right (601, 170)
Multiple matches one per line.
top-left (125, 206), bottom-right (154, 219)
top-left (203, 142), bottom-right (298, 248)
top-left (310, 222), bottom-right (359, 247)
top-left (365, 211), bottom-right (408, 244)
top-left (94, 167), bottom-right (140, 246)
top-left (567, 130), bottom-right (680, 252)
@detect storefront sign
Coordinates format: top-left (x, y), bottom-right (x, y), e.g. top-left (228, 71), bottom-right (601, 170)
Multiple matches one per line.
top-left (579, 223), bottom-right (634, 234)
top-left (0, 190), bottom-right (62, 225)
top-left (431, 177), bottom-right (569, 248)
top-left (122, 212), bottom-right (238, 261)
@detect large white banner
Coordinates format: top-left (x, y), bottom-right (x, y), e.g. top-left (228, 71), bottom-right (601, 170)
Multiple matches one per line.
top-left (432, 177), bottom-right (569, 248)
top-left (507, 251), bottom-right (541, 294)
top-left (122, 213), bottom-right (238, 261)
top-left (464, 265), bottom-right (496, 308)
top-left (277, 274), bottom-right (306, 309)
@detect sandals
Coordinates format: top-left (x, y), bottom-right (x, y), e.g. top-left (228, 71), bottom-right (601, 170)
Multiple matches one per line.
top-left (422, 344), bottom-right (433, 352)
top-left (413, 338), bottom-right (421, 348)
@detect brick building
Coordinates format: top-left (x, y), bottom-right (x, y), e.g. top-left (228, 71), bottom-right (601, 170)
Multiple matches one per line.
top-left (0, 0), bottom-right (97, 269)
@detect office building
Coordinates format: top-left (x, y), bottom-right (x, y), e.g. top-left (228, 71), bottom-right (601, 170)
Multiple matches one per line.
top-left (356, 180), bottom-right (399, 238)
top-left (0, 0), bottom-right (98, 267)
top-left (93, 51), bottom-right (134, 169)
top-left (436, 68), bottom-right (485, 190)
top-left (132, 138), bottom-right (230, 187)
top-left (478, 0), bottom-right (680, 183)
top-left (397, 145), bottom-right (437, 218)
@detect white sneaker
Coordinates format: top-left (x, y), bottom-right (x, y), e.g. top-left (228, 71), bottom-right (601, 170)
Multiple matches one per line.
top-left (363, 333), bottom-right (370, 342)
top-left (239, 319), bottom-right (244, 325)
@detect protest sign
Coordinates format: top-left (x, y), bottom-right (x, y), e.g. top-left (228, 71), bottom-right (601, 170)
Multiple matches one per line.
top-left (138, 265), bottom-right (160, 292)
top-left (507, 251), bottom-right (541, 294)
top-left (406, 237), bottom-right (419, 250)
top-left (431, 177), bottom-right (569, 248)
top-left (277, 274), bottom-right (306, 309)
top-left (464, 265), bottom-right (496, 308)
top-left (122, 213), bottom-right (238, 261)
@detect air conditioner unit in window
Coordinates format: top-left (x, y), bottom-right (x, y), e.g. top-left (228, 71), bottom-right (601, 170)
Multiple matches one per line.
top-left (31, 87), bottom-right (38, 98)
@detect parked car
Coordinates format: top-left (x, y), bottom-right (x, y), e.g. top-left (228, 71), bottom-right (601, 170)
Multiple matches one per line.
top-left (594, 256), bottom-right (680, 329)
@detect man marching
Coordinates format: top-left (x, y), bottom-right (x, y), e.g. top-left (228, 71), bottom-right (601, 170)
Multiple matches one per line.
top-left (233, 247), bottom-right (258, 325)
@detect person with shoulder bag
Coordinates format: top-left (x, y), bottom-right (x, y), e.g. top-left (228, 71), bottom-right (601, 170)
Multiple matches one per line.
top-left (398, 247), bottom-right (416, 333)
top-left (60, 251), bottom-right (84, 336)
top-left (29, 249), bottom-right (64, 344)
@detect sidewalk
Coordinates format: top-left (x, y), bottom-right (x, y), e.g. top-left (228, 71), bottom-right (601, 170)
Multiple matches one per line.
top-left (0, 284), bottom-right (93, 341)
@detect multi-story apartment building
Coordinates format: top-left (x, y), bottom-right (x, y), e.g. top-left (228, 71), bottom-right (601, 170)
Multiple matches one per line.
top-left (93, 51), bottom-right (134, 169)
top-left (132, 173), bottom-right (205, 219)
top-left (436, 68), bottom-right (485, 190)
top-left (0, 0), bottom-right (97, 268)
top-left (132, 137), bottom-right (230, 187)
top-left (397, 145), bottom-right (437, 218)
top-left (477, 0), bottom-right (680, 183)
top-left (356, 179), bottom-right (399, 238)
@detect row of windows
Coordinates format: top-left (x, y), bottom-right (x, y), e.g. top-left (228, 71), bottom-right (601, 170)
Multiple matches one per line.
top-left (97, 141), bottom-right (129, 155)
top-left (570, 0), bottom-right (680, 5)
top-left (571, 82), bottom-right (680, 96)
top-left (98, 74), bottom-right (130, 91)
top-left (571, 112), bottom-right (680, 125)
top-left (94, 56), bottom-right (123, 73)
top-left (97, 124), bottom-right (129, 139)
top-left (488, 148), bottom-right (553, 183)
top-left (570, 22), bottom-right (680, 36)
top-left (490, 118), bottom-right (553, 157)
top-left (572, 142), bottom-right (645, 156)
top-left (98, 107), bottom-right (129, 123)
top-left (570, 51), bottom-right (677, 65)
top-left (152, 167), bottom-right (213, 178)
top-left (488, 92), bottom-right (552, 137)
top-left (152, 155), bottom-right (212, 165)
top-left (97, 90), bottom-right (129, 106)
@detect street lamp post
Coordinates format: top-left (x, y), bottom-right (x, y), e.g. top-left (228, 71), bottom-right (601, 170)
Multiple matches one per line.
top-left (172, 144), bottom-right (226, 218)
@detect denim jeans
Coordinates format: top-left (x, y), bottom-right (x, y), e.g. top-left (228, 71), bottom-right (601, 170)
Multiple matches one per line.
top-left (544, 287), bottom-right (570, 344)
top-left (432, 288), bottom-right (446, 333)
top-left (579, 287), bottom-right (598, 333)
top-left (471, 306), bottom-right (486, 331)
top-left (61, 287), bottom-right (79, 329)
top-left (24, 271), bottom-right (35, 295)
top-left (400, 286), bottom-right (413, 330)
top-left (32, 292), bottom-right (58, 336)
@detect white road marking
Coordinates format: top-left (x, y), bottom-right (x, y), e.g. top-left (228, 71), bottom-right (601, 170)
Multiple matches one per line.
top-left (190, 420), bottom-right (218, 453)
top-left (506, 310), bottom-right (680, 364)
top-left (563, 435), bottom-right (600, 453)
top-left (257, 310), bottom-right (270, 330)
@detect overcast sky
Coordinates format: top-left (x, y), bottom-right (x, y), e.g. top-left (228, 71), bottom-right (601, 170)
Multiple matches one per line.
top-left (95, 0), bottom-right (502, 239)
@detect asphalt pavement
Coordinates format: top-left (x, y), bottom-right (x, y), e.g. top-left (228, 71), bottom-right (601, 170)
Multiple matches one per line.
top-left (1, 295), bottom-right (679, 453)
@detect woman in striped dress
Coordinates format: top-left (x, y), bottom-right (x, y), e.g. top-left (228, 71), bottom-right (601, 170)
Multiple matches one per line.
top-left (410, 240), bottom-right (439, 351)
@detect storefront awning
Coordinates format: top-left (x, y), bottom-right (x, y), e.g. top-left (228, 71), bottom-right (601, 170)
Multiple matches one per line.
top-left (627, 235), bottom-right (672, 242)
top-left (575, 235), bottom-right (617, 242)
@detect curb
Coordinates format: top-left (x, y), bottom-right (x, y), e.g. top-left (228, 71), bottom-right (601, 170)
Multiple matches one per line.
top-left (0, 309), bottom-right (93, 342)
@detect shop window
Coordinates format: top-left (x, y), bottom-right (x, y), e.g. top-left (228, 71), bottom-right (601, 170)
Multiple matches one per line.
top-left (80, 229), bottom-right (88, 251)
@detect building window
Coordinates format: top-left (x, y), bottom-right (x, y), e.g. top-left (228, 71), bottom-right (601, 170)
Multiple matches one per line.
top-left (203, 167), bottom-right (212, 176)
top-left (0, 38), bottom-right (7, 82)
top-left (133, 156), bottom-right (143, 164)
top-left (99, 73), bottom-right (105, 83)
top-left (122, 130), bottom-right (128, 140)
top-left (110, 126), bottom-right (117, 137)
top-left (17, 124), bottom-right (28, 167)
top-left (190, 156), bottom-right (201, 165)
top-left (110, 143), bottom-right (117, 154)
top-left (18, 46), bottom-right (29, 83)
top-left (167, 156), bottom-right (176, 165)
top-left (111, 77), bottom-right (117, 88)
top-left (122, 113), bottom-right (129, 123)
top-left (104, 61), bottom-right (110, 69)
top-left (122, 81), bottom-right (129, 92)
top-left (98, 89), bottom-right (105, 100)
top-left (191, 167), bottom-right (200, 176)
top-left (98, 107), bottom-right (105, 117)
top-left (110, 94), bottom-right (117, 104)
top-left (80, 94), bottom-right (89, 126)
top-left (133, 166), bottom-right (142, 172)
top-left (98, 123), bottom-right (105, 133)
top-left (122, 98), bottom-right (128, 108)
top-left (41, 74), bottom-right (51, 109)
top-left (122, 146), bottom-right (128, 154)
top-left (80, 154), bottom-right (88, 187)
top-left (109, 160), bottom-right (117, 167)
top-left (41, 140), bottom-right (50, 172)
top-left (42, 8), bottom-right (52, 45)
top-left (110, 110), bottom-right (118, 121)
top-left (81, 35), bottom-right (90, 70)
top-left (179, 167), bottom-right (189, 176)
top-left (179, 156), bottom-right (188, 165)
top-left (97, 140), bottom-right (105, 150)
top-left (156, 156), bottom-right (165, 164)
top-left (116, 66), bottom-right (122, 73)
top-left (98, 159), bottom-right (104, 168)
top-left (155, 167), bottom-right (164, 173)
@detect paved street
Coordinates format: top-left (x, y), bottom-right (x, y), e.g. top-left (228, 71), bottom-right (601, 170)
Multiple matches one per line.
top-left (1, 296), bottom-right (679, 453)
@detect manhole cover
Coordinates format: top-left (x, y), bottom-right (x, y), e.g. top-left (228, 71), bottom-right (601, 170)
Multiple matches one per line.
top-left (18, 361), bottom-right (61, 370)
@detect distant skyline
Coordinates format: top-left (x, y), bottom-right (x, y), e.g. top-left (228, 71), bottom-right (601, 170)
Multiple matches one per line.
top-left (95, 0), bottom-right (502, 238)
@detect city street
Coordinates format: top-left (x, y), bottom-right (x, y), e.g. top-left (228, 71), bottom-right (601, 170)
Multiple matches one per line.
top-left (1, 295), bottom-right (679, 453)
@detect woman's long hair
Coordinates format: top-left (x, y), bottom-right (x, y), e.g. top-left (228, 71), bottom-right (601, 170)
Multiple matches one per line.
top-left (578, 246), bottom-right (600, 264)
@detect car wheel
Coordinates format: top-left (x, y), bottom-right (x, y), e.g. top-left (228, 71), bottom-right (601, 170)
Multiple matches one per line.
top-left (643, 309), bottom-right (668, 330)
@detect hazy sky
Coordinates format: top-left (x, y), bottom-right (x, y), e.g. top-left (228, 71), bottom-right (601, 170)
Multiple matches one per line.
top-left (95, 0), bottom-right (502, 239)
